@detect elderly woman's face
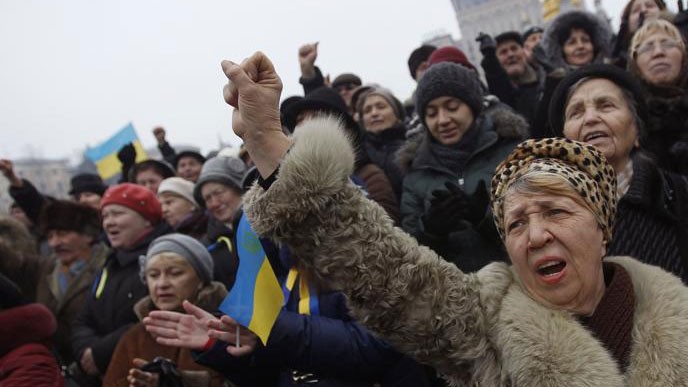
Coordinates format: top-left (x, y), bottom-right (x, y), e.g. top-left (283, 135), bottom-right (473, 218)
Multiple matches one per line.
top-left (635, 31), bottom-right (684, 86)
top-left (145, 254), bottom-right (201, 311)
top-left (158, 192), bottom-right (196, 228)
top-left (101, 204), bottom-right (151, 249)
top-left (503, 191), bottom-right (606, 315)
top-left (424, 96), bottom-right (475, 145)
top-left (563, 28), bottom-right (594, 67)
top-left (362, 95), bottom-right (399, 133)
top-left (562, 79), bottom-right (638, 172)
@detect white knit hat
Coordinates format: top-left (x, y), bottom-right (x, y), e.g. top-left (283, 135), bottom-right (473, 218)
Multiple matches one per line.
top-left (157, 177), bottom-right (199, 208)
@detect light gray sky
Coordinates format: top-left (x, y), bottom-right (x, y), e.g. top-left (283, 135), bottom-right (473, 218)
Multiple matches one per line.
top-left (0, 0), bottom-right (673, 162)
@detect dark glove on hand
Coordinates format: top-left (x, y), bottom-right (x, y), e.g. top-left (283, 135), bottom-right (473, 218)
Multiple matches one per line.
top-left (462, 180), bottom-right (490, 226)
top-left (117, 142), bottom-right (136, 166)
top-left (422, 182), bottom-right (470, 236)
top-left (476, 32), bottom-right (496, 54)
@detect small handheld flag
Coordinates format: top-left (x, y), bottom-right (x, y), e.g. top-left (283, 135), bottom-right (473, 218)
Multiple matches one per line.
top-left (219, 213), bottom-right (283, 345)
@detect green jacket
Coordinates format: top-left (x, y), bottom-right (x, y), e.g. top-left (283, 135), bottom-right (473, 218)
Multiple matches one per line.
top-left (397, 103), bottom-right (527, 272)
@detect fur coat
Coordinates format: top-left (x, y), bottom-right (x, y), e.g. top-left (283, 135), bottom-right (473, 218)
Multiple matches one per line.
top-left (243, 117), bottom-right (688, 386)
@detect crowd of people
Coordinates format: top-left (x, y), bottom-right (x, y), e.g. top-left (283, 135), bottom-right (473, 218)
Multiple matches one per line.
top-left (1, 2), bottom-right (688, 386)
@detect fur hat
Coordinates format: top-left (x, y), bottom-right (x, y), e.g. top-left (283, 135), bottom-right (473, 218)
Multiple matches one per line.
top-left (39, 200), bottom-right (101, 238)
top-left (415, 62), bottom-right (483, 126)
top-left (408, 44), bottom-right (437, 79)
top-left (173, 151), bottom-right (206, 170)
top-left (428, 46), bottom-right (476, 70)
top-left (69, 173), bottom-right (108, 197)
top-left (283, 86), bottom-right (358, 132)
top-left (548, 64), bottom-right (648, 137)
top-left (141, 233), bottom-right (214, 285)
top-left (128, 159), bottom-right (176, 182)
top-left (356, 87), bottom-right (406, 128)
top-left (101, 183), bottom-right (163, 225)
top-left (157, 177), bottom-right (198, 208)
top-left (193, 156), bottom-right (246, 207)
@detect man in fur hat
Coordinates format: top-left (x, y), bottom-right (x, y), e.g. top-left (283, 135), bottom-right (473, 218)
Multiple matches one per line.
top-left (35, 200), bottom-right (109, 368)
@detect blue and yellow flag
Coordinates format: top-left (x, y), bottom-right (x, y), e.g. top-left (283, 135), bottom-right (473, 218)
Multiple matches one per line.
top-left (85, 123), bottom-right (147, 179)
top-left (219, 213), bottom-right (283, 345)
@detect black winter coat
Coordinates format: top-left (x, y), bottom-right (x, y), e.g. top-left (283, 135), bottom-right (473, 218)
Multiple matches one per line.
top-left (71, 223), bottom-right (169, 374)
top-left (608, 153), bottom-right (688, 283)
top-left (363, 124), bottom-right (407, 200)
top-left (642, 83), bottom-right (688, 176)
top-left (205, 216), bottom-right (239, 290)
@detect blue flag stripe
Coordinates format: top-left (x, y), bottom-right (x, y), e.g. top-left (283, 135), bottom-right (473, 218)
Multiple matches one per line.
top-left (85, 123), bottom-right (137, 162)
top-left (218, 214), bottom-right (264, 326)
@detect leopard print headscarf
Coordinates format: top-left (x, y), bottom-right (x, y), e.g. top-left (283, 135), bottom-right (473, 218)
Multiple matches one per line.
top-left (491, 138), bottom-right (617, 241)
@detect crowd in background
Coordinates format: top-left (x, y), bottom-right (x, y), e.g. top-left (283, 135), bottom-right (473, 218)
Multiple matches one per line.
top-left (1, 1), bottom-right (688, 386)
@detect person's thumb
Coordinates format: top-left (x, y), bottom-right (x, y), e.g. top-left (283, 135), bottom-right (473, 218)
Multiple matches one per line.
top-left (182, 300), bottom-right (206, 319)
top-left (132, 358), bottom-right (148, 369)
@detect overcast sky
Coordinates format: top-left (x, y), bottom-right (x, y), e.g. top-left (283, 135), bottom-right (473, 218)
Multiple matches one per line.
top-left (0, 0), bottom-right (675, 162)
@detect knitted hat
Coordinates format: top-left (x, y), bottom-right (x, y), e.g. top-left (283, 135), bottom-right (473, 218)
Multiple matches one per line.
top-left (39, 200), bottom-right (101, 238)
top-left (408, 44), bottom-right (437, 79)
top-left (356, 87), bottom-right (406, 127)
top-left (283, 86), bottom-right (358, 132)
top-left (331, 73), bottom-right (362, 89)
top-left (193, 156), bottom-right (247, 206)
top-left (548, 64), bottom-right (648, 137)
top-left (427, 46), bottom-right (476, 70)
top-left (491, 138), bottom-right (617, 242)
top-left (128, 159), bottom-right (176, 182)
top-left (100, 183), bottom-right (163, 225)
top-left (496, 31), bottom-right (523, 46)
top-left (173, 151), bottom-right (206, 169)
top-left (69, 173), bottom-right (108, 197)
top-left (415, 62), bottom-right (483, 126)
top-left (157, 177), bottom-right (199, 208)
top-left (141, 233), bottom-right (214, 285)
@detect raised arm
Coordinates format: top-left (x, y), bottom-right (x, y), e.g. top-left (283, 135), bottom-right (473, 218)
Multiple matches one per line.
top-left (222, 52), bottom-right (512, 378)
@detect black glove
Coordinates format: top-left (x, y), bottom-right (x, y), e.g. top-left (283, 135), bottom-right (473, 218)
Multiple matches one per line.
top-left (141, 357), bottom-right (184, 387)
top-left (463, 180), bottom-right (490, 226)
top-left (422, 182), bottom-right (471, 236)
top-left (117, 142), bottom-right (137, 166)
top-left (475, 32), bottom-right (496, 55)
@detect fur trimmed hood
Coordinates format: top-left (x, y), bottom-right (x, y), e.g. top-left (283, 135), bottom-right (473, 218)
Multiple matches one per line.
top-left (539, 10), bottom-right (612, 71)
top-left (396, 100), bottom-right (528, 172)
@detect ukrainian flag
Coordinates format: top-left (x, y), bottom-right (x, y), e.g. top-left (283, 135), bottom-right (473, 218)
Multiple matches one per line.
top-left (219, 213), bottom-right (283, 345)
top-left (85, 123), bottom-right (147, 179)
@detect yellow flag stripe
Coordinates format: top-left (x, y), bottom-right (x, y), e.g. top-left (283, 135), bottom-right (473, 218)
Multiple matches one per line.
top-left (249, 258), bottom-right (284, 344)
top-left (95, 140), bottom-right (148, 179)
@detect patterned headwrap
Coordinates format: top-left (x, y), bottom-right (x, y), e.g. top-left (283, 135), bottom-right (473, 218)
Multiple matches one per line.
top-left (491, 138), bottom-right (617, 242)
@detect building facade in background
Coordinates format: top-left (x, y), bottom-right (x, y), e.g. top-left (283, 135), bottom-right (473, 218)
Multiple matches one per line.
top-left (0, 158), bottom-right (72, 214)
top-left (447, 0), bottom-right (585, 70)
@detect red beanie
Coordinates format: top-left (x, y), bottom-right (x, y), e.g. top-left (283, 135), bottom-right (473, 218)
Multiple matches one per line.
top-left (100, 183), bottom-right (162, 225)
top-left (428, 46), bottom-right (476, 71)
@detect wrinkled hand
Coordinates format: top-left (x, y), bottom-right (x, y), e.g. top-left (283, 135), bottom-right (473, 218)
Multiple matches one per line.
top-left (127, 358), bottom-right (159, 387)
top-left (80, 347), bottom-right (99, 376)
top-left (117, 142), bottom-right (137, 166)
top-left (208, 315), bottom-right (258, 357)
top-left (152, 127), bottom-right (166, 145)
top-left (422, 182), bottom-right (470, 236)
top-left (143, 300), bottom-right (217, 350)
top-left (0, 159), bottom-right (22, 186)
top-left (475, 32), bottom-right (496, 54)
top-left (221, 52), bottom-right (283, 141)
top-left (298, 42), bottom-right (318, 78)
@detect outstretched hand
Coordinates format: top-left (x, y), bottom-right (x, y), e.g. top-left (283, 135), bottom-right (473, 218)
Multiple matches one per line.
top-left (143, 300), bottom-right (217, 350)
top-left (220, 51), bottom-right (291, 178)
